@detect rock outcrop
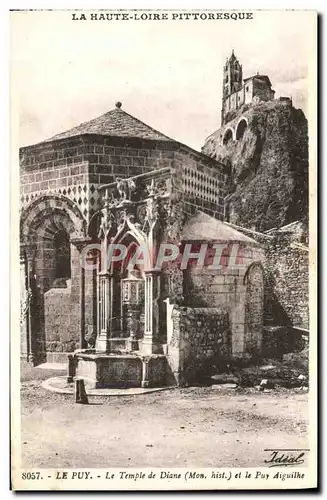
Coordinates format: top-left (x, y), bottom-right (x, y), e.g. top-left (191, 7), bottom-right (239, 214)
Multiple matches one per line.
top-left (202, 99), bottom-right (308, 232)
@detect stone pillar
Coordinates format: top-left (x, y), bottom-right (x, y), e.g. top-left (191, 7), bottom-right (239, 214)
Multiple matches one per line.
top-left (121, 273), bottom-right (144, 351)
top-left (71, 236), bottom-right (92, 352)
top-left (125, 305), bottom-right (141, 351)
top-left (23, 248), bottom-right (36, 364)
top-left (20, 251), bottom-right (28, 361)
top-left (67, 353), bottom-right (77, 383)
top-left (80, 264), bottom-right (85, 350)
top-left (141, 357), bottom-right (150, 388)
top-left (96, 271), bottom-right (113, 351)
top-left (231, 288), bottom-right (246, 358)
top-left (142, 270), bottom-right (162, 355)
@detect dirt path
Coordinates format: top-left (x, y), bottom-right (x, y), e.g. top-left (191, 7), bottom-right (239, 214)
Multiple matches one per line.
top-left (20, 367), bottom-right (309, 469)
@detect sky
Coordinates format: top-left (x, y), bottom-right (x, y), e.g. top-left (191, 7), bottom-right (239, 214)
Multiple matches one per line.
top-left (11, 10), bottom-right (315, 151)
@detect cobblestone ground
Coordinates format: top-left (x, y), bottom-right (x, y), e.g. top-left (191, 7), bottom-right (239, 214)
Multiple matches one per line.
top-left (20, 363), bottom-right (309, 468)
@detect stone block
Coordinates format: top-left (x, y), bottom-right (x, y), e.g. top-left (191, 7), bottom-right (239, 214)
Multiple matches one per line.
top-left (98, 155), bottom-right (110, 165)
top-left (109, 155), bottom-right (121, 165)
top-left (70, 165), bottom-right (80, 175)
top-left (132, 156), bottom-right (145, 167)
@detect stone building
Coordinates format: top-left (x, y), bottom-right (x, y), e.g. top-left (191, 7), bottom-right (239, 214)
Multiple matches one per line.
top-left (20, 102), bottom-right (265, 386)
top-left (221, 50), bottom-right (275, 125)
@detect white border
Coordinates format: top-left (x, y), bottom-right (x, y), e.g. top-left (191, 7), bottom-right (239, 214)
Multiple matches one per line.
top-left (4, 2), bottom-right (324, 498)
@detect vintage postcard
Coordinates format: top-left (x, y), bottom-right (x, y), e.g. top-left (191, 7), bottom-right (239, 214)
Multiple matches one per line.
top-left (10, 9), bottom-right (317, 490)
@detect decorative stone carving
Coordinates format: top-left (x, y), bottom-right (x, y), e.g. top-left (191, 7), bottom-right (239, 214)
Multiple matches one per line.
top-left (136, 204), bottom-right (147, 226)
top-left (98, 189), bottom-right (117, 238)
top-left (20, 288), bottom-right (32, 326)
top-left (116, 177), bottom-right (136, 203)
top-left (146, 177), bottom-right (171, 198)
top-left (146, 178), bottom-right (156, 197)
top-left (98, 209), bottom-right (116, 238)
top-left (116, 209), bottom-right (127, 231)
top-left (20, 194), bottom-right (86, 241)
top-left (145, 197), bottom-right (158, 228)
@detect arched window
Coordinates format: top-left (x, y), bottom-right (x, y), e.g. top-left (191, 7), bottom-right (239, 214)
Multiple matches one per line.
top-left (223, 128), bottom-right (233, 145)
top-left (236, 119), bottom-right (248, 140)
top-left (54, 230), bottom-right (71, 279)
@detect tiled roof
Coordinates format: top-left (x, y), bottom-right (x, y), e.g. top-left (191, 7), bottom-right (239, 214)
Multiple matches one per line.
top-left (45, 104), bottom-right (174, 143)
top-left (243, 75), bottom-right (272, 87)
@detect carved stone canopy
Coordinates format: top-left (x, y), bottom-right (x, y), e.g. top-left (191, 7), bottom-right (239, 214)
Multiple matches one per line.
top-left (97, 167), bottom-right (172, 238)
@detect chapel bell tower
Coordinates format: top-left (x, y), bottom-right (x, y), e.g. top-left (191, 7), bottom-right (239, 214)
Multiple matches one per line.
top-left (222, 50), bottom-right (243, 99)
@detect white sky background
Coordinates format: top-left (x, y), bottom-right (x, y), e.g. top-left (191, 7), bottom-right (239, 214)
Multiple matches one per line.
top-left (11, 10), bottom-right (314, 151)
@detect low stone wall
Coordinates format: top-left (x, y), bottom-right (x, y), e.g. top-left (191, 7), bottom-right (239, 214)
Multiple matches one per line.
top-left (167, 306), bottom-right (232, 385)
top-left (44, 286), bottom-right (79, 362)
top-left (262, 326), bottom-right (307, 359)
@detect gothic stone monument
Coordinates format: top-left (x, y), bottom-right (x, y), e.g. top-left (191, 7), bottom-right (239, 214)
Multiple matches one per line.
top-left (20, 102), bottom-right (265, 387)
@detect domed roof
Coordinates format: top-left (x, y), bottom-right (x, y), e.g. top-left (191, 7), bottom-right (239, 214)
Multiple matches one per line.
top-left (181, 211), bottom-right (258, 244)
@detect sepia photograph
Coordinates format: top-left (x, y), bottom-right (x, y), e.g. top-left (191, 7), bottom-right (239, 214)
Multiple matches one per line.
top-left (10, 8), bottom-right (317, 490)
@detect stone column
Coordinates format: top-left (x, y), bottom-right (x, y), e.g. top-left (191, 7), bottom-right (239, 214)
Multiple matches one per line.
top-left (142, 270), bottom-right (162, 355)
top-left (26, 255), bottom-right (34, 363)
top-left (96, 271), bottom-right (113, 351)
top-left (141, 356), bottom-right (150, 388)
top-left (126, 305), bottom-right (140, 351)
top-left (21, 245), bottom-right (36, 364)
top-left (80, 264), bottom-right (85, 349)
top-left (20, 251), bottom-right (28, 361)
top-left (71, 236), bottom-right (92, 352)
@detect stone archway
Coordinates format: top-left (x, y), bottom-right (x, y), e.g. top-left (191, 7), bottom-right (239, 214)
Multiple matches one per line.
top-left (235, 117), bottom-right (248, 140)
top-left (223, 128), bottom-right (234, 145)
top-left (21, 193), bottom-right (86, 245)
top-left (244, 262), bottom-right (264, 355)
top-left (97, 218), bottom-right (147, 352)
top-left (20, 194), bottom-right (87, 364)
top-left (20, 195), bottom-right (86, 293)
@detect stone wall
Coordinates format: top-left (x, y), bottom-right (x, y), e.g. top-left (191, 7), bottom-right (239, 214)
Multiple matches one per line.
top-left (44, 284), bottom-right (79, 362)
top-left (264, 235), bottom-right (309, 329)
top-left (244, 263), bottom-right (264, 355)
top-left (174, 149), bottom-right (226, 220)
top-left (20, 136), bottom-right (226, 223)
top-left (20, 136), bottom-right (179, 220)
top-left (42, 265), bottom-right (96, 362)
top-left (167, 306), bottom-right (232, 385)
top-left (221, 223), bottom-right (309, 331)
top-left (182, 244), bottom-right (265, 357)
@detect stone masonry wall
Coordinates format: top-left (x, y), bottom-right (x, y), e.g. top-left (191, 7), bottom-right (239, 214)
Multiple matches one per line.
top-left (168, 306), bottom-right (231, 385)
top-left (20, 136), bottom-right (184, 223)
top-left (264, 235), bottom-right (309, 329)
top-left (182, 245), bottom-right (265, 357)
top-left (44, 286), bottom-right (79, 362)
top-left (174, 149), bottom-right (226, 220)
top-left (217, 223), bottom-right (309, 331)
top-left (42, 244), bottom-right (80, 362)
top-left (42, 251), bottom-right (96, 362)
top-left (20, 136), bottom-right (226, 225)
